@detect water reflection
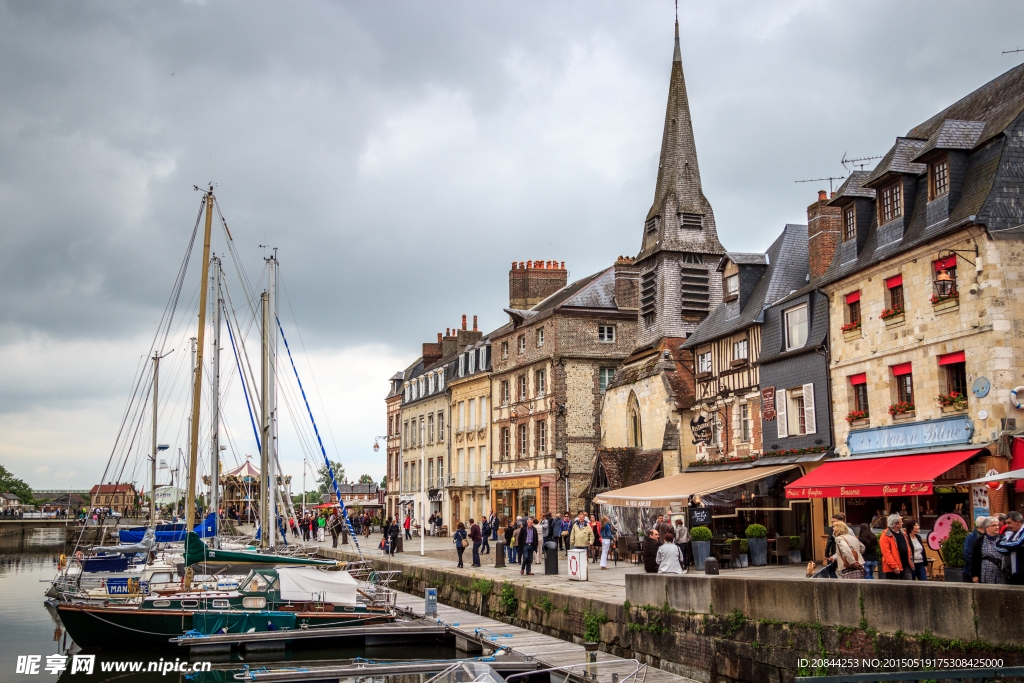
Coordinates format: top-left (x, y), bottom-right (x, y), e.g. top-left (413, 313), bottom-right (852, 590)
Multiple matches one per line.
top-left (0, 529), bottom-right (459, 683)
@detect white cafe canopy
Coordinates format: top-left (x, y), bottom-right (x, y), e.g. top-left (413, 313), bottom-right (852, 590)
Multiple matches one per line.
top-left (957, 468), bottom-right (1024, 485)
top-left (592, 464), bottom-right (799, 508)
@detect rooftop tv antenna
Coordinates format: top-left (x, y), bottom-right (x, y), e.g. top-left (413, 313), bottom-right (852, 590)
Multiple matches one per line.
top-left (841, 152), bottom-right (883, 172)
top-left (795, 176), bottom-right (847, 195)
top-left (1003, 47), bottom-right (1024, 55)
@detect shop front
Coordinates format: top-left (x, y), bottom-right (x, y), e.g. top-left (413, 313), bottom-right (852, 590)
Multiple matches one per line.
top-left (592, 461), bottom-right (814, 558)
top-left (490, 474), bottom-right (555, 523)
top-left (785, 415), bottom-right (1006, 538)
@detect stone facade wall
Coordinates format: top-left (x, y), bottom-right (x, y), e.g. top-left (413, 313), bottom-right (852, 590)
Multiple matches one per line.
top-left (825, 227), bottom-right (1024, 449)
top-left (386, 394), bottom-right (402, 520)
top-left (449, 372), bottom-right (492, 525)
top-left (401, 392), bottom-right (450, 524)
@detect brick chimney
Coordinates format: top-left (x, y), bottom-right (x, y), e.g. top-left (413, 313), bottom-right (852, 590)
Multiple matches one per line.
top-left (613, 255), bottom-right (640, 310)
top-left (422, 337), bottom-right (443, 366)
top-left (808, 190), bottom-right (842, 281)
top-left (509, 259), bottom-right (568, 309)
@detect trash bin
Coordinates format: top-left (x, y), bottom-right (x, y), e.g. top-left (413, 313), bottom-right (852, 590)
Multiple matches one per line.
top-left (568, 548), bottom-right (588, 581)
top-left (544, 541), bottom-right (558, 575)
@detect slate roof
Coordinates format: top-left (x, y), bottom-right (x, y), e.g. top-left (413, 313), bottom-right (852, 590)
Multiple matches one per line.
top-left (911, 119), bottom-right (987, 162)
top-left (491, 266), bottom-right (620, 339)
top-left (863, 137), bottom-right (927, 188)
top-left (827, 171), bottom-right (876, 205)
top-left (593, 448), bottom-right (664, 491)
top-left (802, 62), bottom-right (1024, 293)
top-left (721, 252), bottom-right (768, 267)
top-left (682, 224), bottom-right (809, 348)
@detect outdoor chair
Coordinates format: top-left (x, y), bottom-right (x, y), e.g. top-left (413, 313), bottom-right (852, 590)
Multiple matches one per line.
top-left (769, 536), bottom-right (790, 565)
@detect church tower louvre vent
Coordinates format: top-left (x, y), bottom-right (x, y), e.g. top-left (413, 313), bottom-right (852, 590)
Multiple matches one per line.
top-left (680, 264), bottom-right (711, 320)
top-left (645, 216), bottom-right (658, 233)
top-left (640, 270), bottom-right (657, 322)
top-left (679, 212), bottom-right (703, 228)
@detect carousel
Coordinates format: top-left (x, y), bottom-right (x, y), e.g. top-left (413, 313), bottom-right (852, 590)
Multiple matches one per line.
top-left (203, 457), bottom-right (291, 521)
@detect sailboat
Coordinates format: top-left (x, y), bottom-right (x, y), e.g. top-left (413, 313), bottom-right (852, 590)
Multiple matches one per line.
top-left (52, 186), bottom-right (395, 649)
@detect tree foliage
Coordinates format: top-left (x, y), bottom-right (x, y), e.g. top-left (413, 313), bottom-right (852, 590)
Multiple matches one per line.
top-left (316, 460), bottom-right (345, 494)
top-left (358, 473), bottom-right (374, 484)
top-left (0, 464), bottom-right (33, 504)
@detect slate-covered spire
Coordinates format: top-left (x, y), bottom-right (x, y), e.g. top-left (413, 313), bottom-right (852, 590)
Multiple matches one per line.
top-left (637, 20), bottom-right (723, 262)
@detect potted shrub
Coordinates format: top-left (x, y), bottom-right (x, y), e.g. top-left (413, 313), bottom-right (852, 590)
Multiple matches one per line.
top-left (788, 536), bottom-right (801, 564)
top-left (738, 539), bottom-right (749, 567)
top-left (745, 524), bottom-right (768, 566)
top-left (690, 525), bottom-right (712, 570)
top-left (941, 520), bottom-right (968, 582)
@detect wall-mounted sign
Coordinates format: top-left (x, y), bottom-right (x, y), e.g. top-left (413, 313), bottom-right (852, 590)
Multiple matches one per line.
top-left (761, 387), bottom-right (777, 421)
top-left (690, 415), bottom-right (712, 445)
top-left (688, 507), bottom-right (711, 527)
top-left (846, 414), bottom-right (973, 455)
top-left (491, 476), bottom-right (540, 491)
top-left (972, 377), bottom-right (991, 398)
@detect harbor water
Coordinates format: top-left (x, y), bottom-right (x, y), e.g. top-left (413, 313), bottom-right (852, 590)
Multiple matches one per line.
top-left (0, 529), bottom-right (458, 682)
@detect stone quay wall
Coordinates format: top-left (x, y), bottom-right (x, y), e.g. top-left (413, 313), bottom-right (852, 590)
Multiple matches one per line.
top-left (319, 547), bottom-right (1024, 683)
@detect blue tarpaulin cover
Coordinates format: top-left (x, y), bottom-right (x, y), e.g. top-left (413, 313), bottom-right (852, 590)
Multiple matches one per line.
top-left (82, 554), bottom-right (130, 573)
top-left (118, 512), bottom-right (217, 543)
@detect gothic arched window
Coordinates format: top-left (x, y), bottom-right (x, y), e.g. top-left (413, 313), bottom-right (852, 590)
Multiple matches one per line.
top-left (628, 392), bottom-right (643, 448)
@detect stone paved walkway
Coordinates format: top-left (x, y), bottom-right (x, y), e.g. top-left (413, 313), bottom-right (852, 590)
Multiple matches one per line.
top-left (245, 524), bottom-right (808, 603)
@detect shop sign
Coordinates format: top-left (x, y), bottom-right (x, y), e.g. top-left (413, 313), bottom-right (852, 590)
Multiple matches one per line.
top-left (491, 476), bottom-right (540, 491)
top-left (846, 414), bottom-right (973, 455)
top-left (690, 415), bottom-right (712, 445)
top-left (761, 387), bottom-right (776, 421)
top-left (786, 483), bottom-right (932, 499)
top-left (688, 507), bottom-right (711, 527)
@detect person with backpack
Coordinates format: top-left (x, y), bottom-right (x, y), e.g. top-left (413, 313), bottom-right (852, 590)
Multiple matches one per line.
top-left (453, 522), bottom-right (468, 568)
top-left (481, 517), bottom-right (491, 554)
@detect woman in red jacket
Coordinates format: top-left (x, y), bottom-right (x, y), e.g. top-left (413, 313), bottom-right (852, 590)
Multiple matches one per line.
top-left (879, 514), bottom-right (913, 579)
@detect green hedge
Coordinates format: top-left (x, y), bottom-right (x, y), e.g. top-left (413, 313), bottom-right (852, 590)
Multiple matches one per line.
top-left (690, 526), bottom-right (712, 542)
top-left (744, 524), bottom-right (767, 539)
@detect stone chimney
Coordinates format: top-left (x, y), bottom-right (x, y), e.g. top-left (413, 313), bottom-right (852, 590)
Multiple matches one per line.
top-left (456, 313), bottom-right (483, 348)
top-left (441, 328), bottom-right (459, 358)
top-left (613, 255), bottom-right (640, 310)
top-left (422, 337), bottom-right (443, 366)
top-left (808, 190), bottom-right (842, 281)
top-left (509, 259), bottom-right (568, 309)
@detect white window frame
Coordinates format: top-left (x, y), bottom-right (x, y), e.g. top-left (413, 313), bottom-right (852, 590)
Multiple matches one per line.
top-left (518, 375), bottom-right (527, 400)
top-left (468, 398), bottom-right (475, 429)
top-left (438, 412), bottom-right (445, 441)
top-left (598, 325), bottom-right (616, 343)
top-left (776, 389), bottom-right (788, 439)
top-left (733, 338), bottom-right (748, 360)
top-left (697, 352), bottom-right (712, 374)
top-left (538, 420), bottom-right (547, 453)
top-left (739, 403), bottom-right (750, 443)
top-left (802, 382), bottom-right (817, 435)
top-left (519, 423), bottom-right (528, 456)
top-left (784, 304), bottom-right (808, 351)
top-left (725, 274), bottom-right (739, 298)
top-left (458, 355), bottom-right (465, 377)
top-left (599, 368), bottom-right (615, 393)
top-left (537, 328), bottom-right (545, 347)
top-left (438, 369), bottom-right (445, 391)
top-left (502, 341), bottom-right (509, 359)
top-left (518, 335), bottom-right (526, 353)
top-left (537, 369), bottom-right (546, 396)
top-left (469, 351), bottom-right (476, 374)
top-left (479, 397), bottom-right (487, 427)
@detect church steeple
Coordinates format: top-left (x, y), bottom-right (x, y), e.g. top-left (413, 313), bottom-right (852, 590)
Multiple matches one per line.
top-left (634, 18), bottom-right (726, 348)
top-left (636, 19), bottom-right (723, 263)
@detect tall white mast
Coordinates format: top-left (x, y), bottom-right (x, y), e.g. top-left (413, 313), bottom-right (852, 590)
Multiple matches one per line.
top-left (268, 254), bottom-right (278, 547)
top-left (260, 290), bottom-right (271, 550)
top-left (150, 355), bottom-right (160, 528)
top-left (210, 256), bottom-right (222, 547)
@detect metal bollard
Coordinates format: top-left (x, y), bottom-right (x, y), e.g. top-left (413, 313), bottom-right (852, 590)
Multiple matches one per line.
top-left (495, 540), bottom-right (506, 568)
top-left (704, 557), bottom-right (720, 575)
top-left (584, 641), bottom-right (599, 680)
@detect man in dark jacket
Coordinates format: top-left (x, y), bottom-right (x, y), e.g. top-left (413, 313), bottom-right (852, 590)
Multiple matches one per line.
top-left (489, 511), bottom-right (499, 540)
top-left (642, 529), bottom-right (660, 573)
top-left (998, 511), bottom-right (1024, 585)
top-left (963, 516), bottom-right (986, 582)
top-left (388, 519), bottom-right (400, 555)
top-left (518, 517), bottom-right (540, 575)
top-left (469, 518), bottom-right (483, 567)
top-left (481, 518), bottom-right (491, 554)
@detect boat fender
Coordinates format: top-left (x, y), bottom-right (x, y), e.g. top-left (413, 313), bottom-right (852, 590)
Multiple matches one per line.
top-left (1011, 386), bottom-right (1024, 410)
top-left (74, 551), bottom-right (83, 561)
top-left (58, 555), bottom-right (67, 569)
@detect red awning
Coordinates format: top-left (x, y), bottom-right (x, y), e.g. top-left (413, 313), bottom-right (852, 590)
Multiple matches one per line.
top-left (939, 351), bottom-right (965, 366)
top-left (785, 449), bottom-right (982, 498)
top-left (891, 362), bottom-right (913, 376)
top-left (850, 373), bottom-right (867, 385)
top-left (935, 255), bottom-right (956, 271)
top-left (845, 291), bottom-right (861, 304)
top-left (885, 274), bottom-right (903, 288)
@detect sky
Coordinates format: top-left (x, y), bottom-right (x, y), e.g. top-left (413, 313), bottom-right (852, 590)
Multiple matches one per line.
top-left (2, 0), bottom-right (1023, 495)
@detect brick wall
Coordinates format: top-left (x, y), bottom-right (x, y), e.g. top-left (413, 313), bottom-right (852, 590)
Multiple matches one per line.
top-left (509, 260), bottom-right (568, 309)
top-left (808, 190), bottom-right (842, 281)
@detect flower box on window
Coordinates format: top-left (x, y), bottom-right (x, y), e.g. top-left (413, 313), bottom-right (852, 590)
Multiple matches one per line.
top-left (937, 392), bottom-right (968, 412)
top-left (888, 401), bottom-right (915, 417)
top-left (880, 304), bottom-right (905, 326)
top-left (883, 314), bottom-right (905, 327)
top-left (845, 410), bottom-right (869, 424)
top-left (931, 292), bottom-right (960, 313)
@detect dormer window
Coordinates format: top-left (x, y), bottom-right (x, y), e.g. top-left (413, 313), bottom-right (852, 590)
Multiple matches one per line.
top-left (930, 158), bottom-right (949, 199)
top-left (438, 370), bottom-right (445, 391)
top-left (458, 355), bottom-right (465, 377)
top-left (879, 182), bottom-right (902, 223)
top-left (843, 206), bottom-right (856, 242)
top-left (468, 351), bottom-right (476, 374)
top-left (724, 274), bottom-right (739, 300)
top-left (645, 216), bottom-right (658, 233)
top-left (429, 374), bottom-right (435, 393)
top-left (679, 212), bottom-right (703, 228)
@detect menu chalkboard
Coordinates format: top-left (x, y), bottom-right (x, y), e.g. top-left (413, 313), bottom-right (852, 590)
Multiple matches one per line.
top-left (688, 507), bottom-right (711, 527)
